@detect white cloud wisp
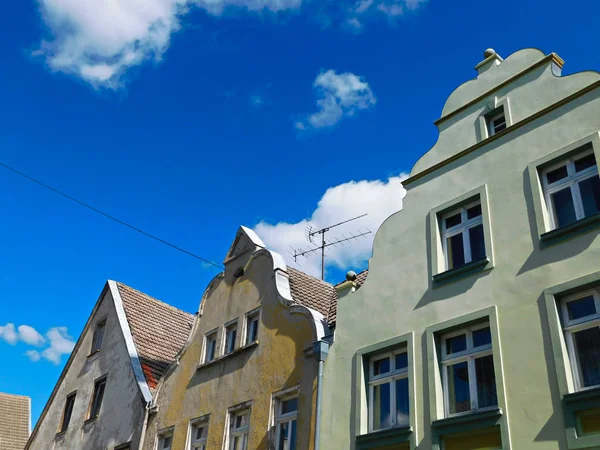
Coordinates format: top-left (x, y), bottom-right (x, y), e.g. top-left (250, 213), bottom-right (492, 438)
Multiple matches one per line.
top-left (0, 322), bottom-right (75, 364)
top-left (254, 173), bottom-right (407, 278)
top-left (296, 70), bottom-right (376, 131)
top-left (0, 323), bottom-right (18, 345)
top-left (18, 325), bottom-right (46, 346)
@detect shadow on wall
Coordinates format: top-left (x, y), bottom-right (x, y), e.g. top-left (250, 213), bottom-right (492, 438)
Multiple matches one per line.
top-left (517, 167), bottom-right (597, 276)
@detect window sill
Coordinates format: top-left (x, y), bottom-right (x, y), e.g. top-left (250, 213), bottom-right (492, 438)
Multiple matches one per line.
top-left (563, 385), bottom-right (600, 410)
top-left (355, 425), bottom-right (411, 450)
top-left (55, 430), bottom-right (67, 438)
top-left (432, 407), bottom-right (502, 434)
top-left (196, 340), bottom-right (259, 370)
top-left (83, 416), bottom-right (98, 425)
top-left (433, 257), bottom-right (491, 288)
top-left (540, 213), bottom-right (600, 248)
top-left (87, 349), bottom-right (100, 358)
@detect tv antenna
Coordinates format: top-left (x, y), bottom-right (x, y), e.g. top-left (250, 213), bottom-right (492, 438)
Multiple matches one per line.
top-left (289, 214), bottom-right (372, 280)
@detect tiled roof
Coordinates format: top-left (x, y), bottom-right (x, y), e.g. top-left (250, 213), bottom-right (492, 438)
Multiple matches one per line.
top-left (0, 393), bottom-right (30, 450)
top-left (327, 269), bottom-right (368, 328)
top-left (116, 283), bottom-right (195, 392)
top-left (287, 267), bottom-right (335, 318)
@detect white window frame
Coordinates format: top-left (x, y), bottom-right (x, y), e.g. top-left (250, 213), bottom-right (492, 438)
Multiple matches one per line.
top-left (541, 148), bottom-right (599, 230)
top-left (188, 417), bottom-right (209, 450)
top-left (486, 108), bottom-right (506, 136)
top-left (157, 428), bottom-right (174, 450)
top-left (367, 348), bottom-right (409, 432)
top-left (228, 409), bottom-right (250, 450)
top-left (440, 200), bottom-right (484, 271)
top-left (224, 320), bottom-right (238, 355)
top-left (245, 309), bottom-right (260, 345)
top-left (440, 323), bottom-right (495, 417)
top-left (560, 289), bottom-right (600, 391)
top-left (274, 395), bottom-right (298, 450)
top-left (203, 330), bottom-right (218, 364)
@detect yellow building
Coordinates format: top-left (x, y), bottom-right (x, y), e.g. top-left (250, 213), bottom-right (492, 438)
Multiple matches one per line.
top-left (143, 226), bottom-right (336, 450)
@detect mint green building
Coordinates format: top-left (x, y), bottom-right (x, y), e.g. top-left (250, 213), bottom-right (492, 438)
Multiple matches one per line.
top-left (319, 48), bottom-right (600, 450)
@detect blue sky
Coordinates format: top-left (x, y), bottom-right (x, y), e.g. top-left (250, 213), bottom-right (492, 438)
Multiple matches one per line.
top-left (2, 0), bottom-right (600, 427)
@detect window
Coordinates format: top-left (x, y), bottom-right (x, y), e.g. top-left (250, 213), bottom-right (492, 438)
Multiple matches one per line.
top-left (190, 419), bottom-right (209, 450)
top-left (542, 149), bottom-right (600, 230)
top-left (275, 397), bottom-right (297, 450)
top-left (486, 107), bottom-right (506, 136)
top-left (91, 319), bottom-right (106, 353)
top-left (229, 410), bottom-right (250, 450)
top-left (245, 310), bottom-right (259, 345)
top-left (158, 430), bottom-right (174, 450)
top-left (440, 200), bottom-right (485, 271)
top-left (441, 325), bottom-right (497, 416)
top-left (561, 290), bottom-right (600, 390)
top-left (204, 330), bottom-right (217, 363)
top-left (368, 349), bottom-right (409, 431)
top-left (88, 377), bottom-right (107, 419)
top-left (59, 392), bottom-right (76, 432)
top-left (224, 321), bottom-right (237, 355)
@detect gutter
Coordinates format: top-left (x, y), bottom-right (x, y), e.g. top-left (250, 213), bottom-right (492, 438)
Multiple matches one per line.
top-left (137, 401), bottom-right (151, 450)
top-left (312, 340), bottom-right (330, 450)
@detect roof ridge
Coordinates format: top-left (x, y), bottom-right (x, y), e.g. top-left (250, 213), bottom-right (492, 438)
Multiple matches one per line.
top-left (0, 392), bottom-right (30, 399)
top-left (113, 281), bottom-right (194, 318)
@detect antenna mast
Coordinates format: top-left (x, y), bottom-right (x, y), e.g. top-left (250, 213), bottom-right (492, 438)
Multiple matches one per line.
top-left (289, 214), bottom-right (372, 280)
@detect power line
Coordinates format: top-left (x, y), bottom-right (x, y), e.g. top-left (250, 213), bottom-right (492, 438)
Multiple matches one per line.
top-left (0, 160), bottom-right (225, 271)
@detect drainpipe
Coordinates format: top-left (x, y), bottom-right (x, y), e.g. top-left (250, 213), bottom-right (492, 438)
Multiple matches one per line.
top-left (137, 402), bottom-right (151, 450)
top-left (312, 339), bottom-right (330, 450)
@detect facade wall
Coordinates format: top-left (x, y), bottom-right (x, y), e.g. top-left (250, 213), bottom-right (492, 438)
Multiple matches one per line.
top-left (320, 50), bottom-right (600, 450)
top-left (28, 288), bottom-right (145, 450)
top-left (144, 248), bottom-right (319, 450)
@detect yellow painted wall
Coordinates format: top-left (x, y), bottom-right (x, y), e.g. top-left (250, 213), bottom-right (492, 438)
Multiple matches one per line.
top-left (442, 426), bottom-right (502, 450)
top-left (143, 247), bottom-right (319, 450)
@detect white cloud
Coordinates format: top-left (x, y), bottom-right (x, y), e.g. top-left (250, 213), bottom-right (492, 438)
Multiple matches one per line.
top-left (41, 327), bottom-right (76, 365)
top-left (254, 173), bottom-right (407, 278)
top-left (33, 0), bottom-right (427, 88)
top-left (296, 70), bottom-right (376, 131)
top-left (0, 323), bottom-right (18, 345)
top-left (25, 350), bottom-right (42, 362)
top-left (18, 325), bottom-right (46, 346)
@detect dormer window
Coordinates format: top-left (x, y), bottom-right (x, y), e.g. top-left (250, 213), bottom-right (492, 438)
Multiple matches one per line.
top-left (486, 107), bottom-right (506, 136)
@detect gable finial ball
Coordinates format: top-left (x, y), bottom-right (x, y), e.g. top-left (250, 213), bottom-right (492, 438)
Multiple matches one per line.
top-left (484, 48), bottom-right (496, 58)
top-left (346, 270), bottom-right (357, 281)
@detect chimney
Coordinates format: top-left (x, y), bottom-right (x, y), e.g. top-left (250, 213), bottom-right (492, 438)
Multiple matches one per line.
top-left (475, 48), bottom-right (503, 77)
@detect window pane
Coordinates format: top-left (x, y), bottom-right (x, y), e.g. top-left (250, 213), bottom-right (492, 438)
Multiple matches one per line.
top-left (281, 398), bottom-right (298, 414)
top-left (446, 334), bottom-right (467, 355)
top-left (445, 213), bottom-right (462, 229)
top-left (277, 422), bottom-right (289, 450)
top-left (162, 436), bottom-right (172, 449)
top-left (493, 117), bottom-right (506, 133)
top-left (372, 382), bottom-right (392, 429)
top-left (395, 378), bottom-right (410, 426)
top-left (468, 224), bottom-right (485, 262)
top-left (473, 327), bottom-right (492, 347)
top-left (290, 419), bottom-right (297, 450)
top-left (567, 296), bottom-right (597, 321)
top-left (546, 165), bottom-right (569, 184)
top-left (448, 362), bottom-right (471, 414)
top-left (551, 187), bottom-right (577, 228)
top-left (373, 357), bottom-right (390, 376)
top-left (579, 176), bottom-right (600, 218)
top-left (394, 353), bottom-right (408, 371)
top-left (447, 233), bottom-right (465, 270)
top-left (574, 327), bottom-right (600, 388)
top-left (195, 425), bottom-right (207, 440)
top-left (475, 355), bottom-right (498, 408)
top-left (575, 153), bottom-right (597, 172)
top-left (467, 204), bottom-right (482, 220)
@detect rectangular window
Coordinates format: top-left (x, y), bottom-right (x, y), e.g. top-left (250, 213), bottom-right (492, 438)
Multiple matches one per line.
top-left (441, 200), bottom-right (485, 271)
top-left (204, 330), bottom-right (217, 363)
top-left (60, 392), bottom-right (76, 432)
top-left (441, 325), bottom-right (497, 416)
top-left (245, 311), bottom-right (259, 345)
top-left (158, 430), bottom-right (174, 450)
top-left (89, 377), bottom-right (107, 419)
top-left (542, 149), bottom-right (600, 230)
top-left (91, 319), bottom-right (106, 353)
top-left (190, 418), bottom-right (209, 450)
top-left (368, 349), bottom-right (409, 432)
top-left (225, 322), bottom-right (237, 355)
top-left (486, 107), bottom-right (506, 136)
top-left (561, 290), bottom-right (600, 390)
top-left (275, 396), bottom-right (298, 450)
top-left (229, 410), bottom-right (250, 450)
